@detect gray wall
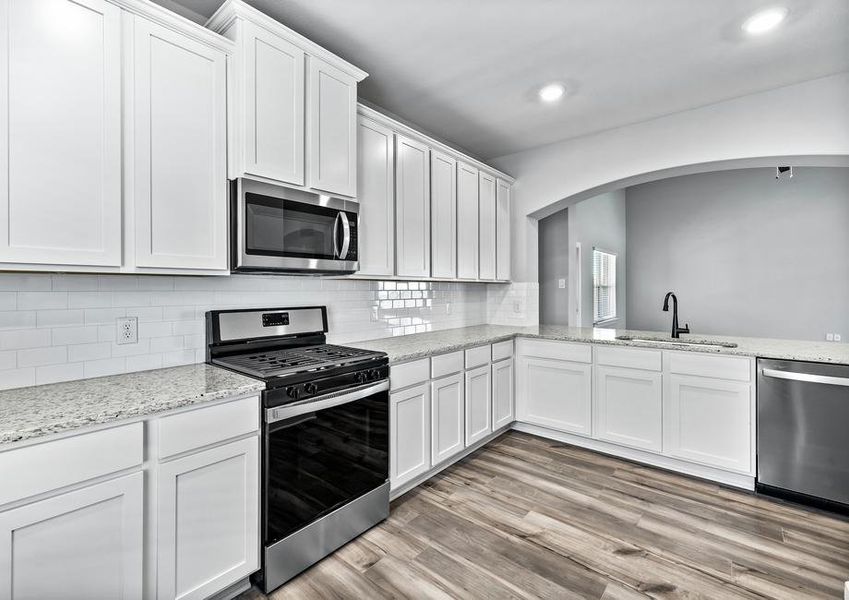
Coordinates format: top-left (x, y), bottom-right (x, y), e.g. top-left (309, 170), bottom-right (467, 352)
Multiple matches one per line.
top-left (539, 209), bottom-right (570, 325)
top-left (568, 189), bottom-right (627, 328)
top-left (626, 167), bottom-right (849, 341)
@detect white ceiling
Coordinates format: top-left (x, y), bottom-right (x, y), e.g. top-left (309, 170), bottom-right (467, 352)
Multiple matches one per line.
top-left (169, 0), bottom-right (849, 160)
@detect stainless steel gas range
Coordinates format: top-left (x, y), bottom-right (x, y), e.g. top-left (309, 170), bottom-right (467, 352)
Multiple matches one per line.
top-left (206, 306), bottom-right (389, 593)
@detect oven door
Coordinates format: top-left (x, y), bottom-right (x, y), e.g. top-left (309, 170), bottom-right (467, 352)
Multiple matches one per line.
top-left (263, 381), bottom-right (389, 546)
top-left (233, 178), bottom-right (358, 273)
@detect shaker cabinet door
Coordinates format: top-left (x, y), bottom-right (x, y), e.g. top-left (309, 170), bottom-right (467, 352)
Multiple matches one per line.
top-left (131, 16), bottom-right (228, 270)
top-left (395, 136), bottom-right (431, 278)
top-left (492, 358), bottom-right (514, 430)
top-left (456, 162), bottom-right (479, 279)
top-left (157, 437), bottom-right (260, 600)
top-left (0, 472), bottom-right (144, 600)
top-left (478, 172), bottom-right (496, 280)
top-left (465, 364), bottom-right (492, 445)
top-left (357, 116), bottom-right (395, 276)
top-left (495, 179), bottom-right (511, 281)
top-left (594, 365), bottom-right (662, 452)
top-left (431, 372), bottom-right (465, 465)
top-left (430, 151), bottom-right (457, 279)
top-left (307, 56), bottom-right (357, 197)
top-left (0, 0), bottom-right (122, 267)
top-left (241, 21), bottom-right (305, 186)
top-left (390, 384), bottom-right (431, 489)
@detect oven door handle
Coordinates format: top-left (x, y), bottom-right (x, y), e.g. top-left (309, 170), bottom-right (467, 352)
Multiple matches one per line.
top-left (266, 380), bottom-right (389, 424)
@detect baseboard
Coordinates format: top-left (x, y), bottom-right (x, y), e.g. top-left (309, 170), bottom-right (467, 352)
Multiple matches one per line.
top-left (511, 422), bottom-right (755, 491)
top-left (207, 577), bottom-right (252, 600)
top-left (389, 425), bottom-right (512, 500)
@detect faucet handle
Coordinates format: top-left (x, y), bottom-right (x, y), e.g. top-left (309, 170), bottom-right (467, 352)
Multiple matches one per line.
top-left (681, 323), bottom-right (690, 334)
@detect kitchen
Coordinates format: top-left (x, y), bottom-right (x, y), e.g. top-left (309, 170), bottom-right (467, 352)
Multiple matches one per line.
top-left (0, 0), bottom-right (848, 598)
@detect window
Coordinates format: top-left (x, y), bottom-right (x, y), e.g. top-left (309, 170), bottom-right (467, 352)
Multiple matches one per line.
top-left (593, 248), bottom-right (617, 324)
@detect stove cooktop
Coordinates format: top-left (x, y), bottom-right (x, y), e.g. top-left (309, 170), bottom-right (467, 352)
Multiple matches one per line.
top-left (212, 344), bottom-right (384, 380)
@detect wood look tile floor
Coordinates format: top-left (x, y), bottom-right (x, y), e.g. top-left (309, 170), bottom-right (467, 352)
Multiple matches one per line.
top-left (242, 432), bottom-right (849, 599)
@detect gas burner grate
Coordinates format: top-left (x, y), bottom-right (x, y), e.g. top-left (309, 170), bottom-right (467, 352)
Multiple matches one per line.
top-left (215, 344), bottom-right (381, 379)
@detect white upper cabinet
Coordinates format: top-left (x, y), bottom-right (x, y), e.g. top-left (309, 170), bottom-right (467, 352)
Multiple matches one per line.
top-left (430, 151), bottom-right (457, 279)
top-left (130, 16), bottom-right (228, 271)
top-left (307, 56), bottom-right (358, 197)
top-left (457, 161), bottom-right (480, 279)
top-left (357, 116), bottom-right (395, 276)
top-left (239, 21), bottom-right (305, 185)
top-left (395, 135), bottom-right (431, 278)
top-left (496, 178), bottom-right (511, 281)
top-left (478, 171), bottom-right (496, 280)
top-left (209, 0), bottom-right (366, 198)
top-left (0, 0), bottom-right (122, 267)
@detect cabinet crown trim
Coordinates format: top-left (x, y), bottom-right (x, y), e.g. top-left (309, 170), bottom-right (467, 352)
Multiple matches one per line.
top-left (110, 0), bottom-right (236, 51)
top-left (206, 0), bottom-right (368, 81)
top-left (357, 104), bottom-right (515, 184)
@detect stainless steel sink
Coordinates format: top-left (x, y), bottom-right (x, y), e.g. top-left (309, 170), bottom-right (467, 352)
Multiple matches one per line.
top-left (615, 335), bottom-right (738, 349)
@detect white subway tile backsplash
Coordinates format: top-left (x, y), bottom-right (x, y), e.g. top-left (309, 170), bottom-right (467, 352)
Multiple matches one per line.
top-left (83, 357), bottom-right (127, 378)
top-left (0, 329), bottom-right (51, 351)
top-left (35, 362), bottom-right (85, 385)
top-left (0, 272), bottom-right (493, 389)
top-left (18, 292), bottom-right (68, 310)
top-left (51, 326), bottom-right (100, 346)
top-left (17, 346), bottom-right (67, 368)
top-left (0, 367), bottom-right (35, 390)
top-left (0, 311), bottom-right (36, 330)
top-left (67, 342), bottom-right (112, 363)
top-left (35, 309), bottom-right (85, 328)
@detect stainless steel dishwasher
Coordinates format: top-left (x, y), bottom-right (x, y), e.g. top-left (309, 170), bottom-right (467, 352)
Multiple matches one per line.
top-left (757, 358), bottom-right (849, 508)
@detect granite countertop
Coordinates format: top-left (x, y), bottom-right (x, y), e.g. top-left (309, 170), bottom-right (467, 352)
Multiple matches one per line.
top-left (0, 364), bottom-right (265, 446)
top-left (349, 324), bottom-right (849, 366)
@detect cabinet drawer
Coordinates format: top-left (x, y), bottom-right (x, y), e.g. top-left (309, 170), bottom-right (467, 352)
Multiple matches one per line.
top-left (431, 351), bottom-right (464, 379)
top-left (491, 340), bottom-right (514, 362)
top-left (158, 395), bottom-right (259, 460)
top-left (518, 339), bottom-right (592, 364)
top-left (391, 358), bottom-right (430, 390)
top-left (465, 345), bottom-right (491, 369)
top-left (595, 345), bottom-right (662, 371)
top-left (666, 352), bottom-right (751, 382)
top-left (0, 422), bottom-right (143, 506)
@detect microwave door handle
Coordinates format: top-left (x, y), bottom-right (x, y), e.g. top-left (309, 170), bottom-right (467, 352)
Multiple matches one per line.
top-left (332, 212), bottom-right (341, 258)
top-left (339, 212), bottom-right (351, 260)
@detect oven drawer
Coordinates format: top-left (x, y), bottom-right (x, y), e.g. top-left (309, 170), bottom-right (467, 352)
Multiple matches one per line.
top-left (158, 395), bottom-right (260, 460)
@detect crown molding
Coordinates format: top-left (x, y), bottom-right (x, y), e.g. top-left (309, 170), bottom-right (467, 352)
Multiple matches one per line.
top-left (206, 0), bottom-right (368, 82)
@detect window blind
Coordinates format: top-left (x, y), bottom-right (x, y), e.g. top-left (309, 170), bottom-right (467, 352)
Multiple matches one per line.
top-left (593, 249), bottom-right (617, 324)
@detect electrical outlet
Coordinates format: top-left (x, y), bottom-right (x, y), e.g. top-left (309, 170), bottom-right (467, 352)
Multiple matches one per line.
top-left (835, 334), bottom-right (842, 342)
top-left (558, 278), bottom-right (566, 289)
top-left (117, 317), bottom-right (138, 345)
top-left (513, 301), bottom-right (522, 314)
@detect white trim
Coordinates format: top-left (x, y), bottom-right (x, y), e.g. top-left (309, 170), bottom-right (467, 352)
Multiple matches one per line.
top-left (511, 422), bottom-right (755, 490)
top-left (357, 104), bottom-right (515, 184)
top-left (109, 0), bottom-right (235, 52)
top-left (206, 0), bottom-right (367, 81)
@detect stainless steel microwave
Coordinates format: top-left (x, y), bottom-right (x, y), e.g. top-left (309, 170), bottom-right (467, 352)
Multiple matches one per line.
top-left (231, 178), bottom-right (359, 274)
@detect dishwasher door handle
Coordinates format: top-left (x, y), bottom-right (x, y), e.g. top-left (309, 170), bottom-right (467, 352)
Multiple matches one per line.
top-left (762, 368), bottom-right (849, 388)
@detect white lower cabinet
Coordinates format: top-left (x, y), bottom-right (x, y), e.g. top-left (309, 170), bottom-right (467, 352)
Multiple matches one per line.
top-left (594, 365), bottom-right (662, 452)
top-left (0, 471), bottom-right (144, 600)
top-left (664, 374), bottom-right (753, 474)
top-left (390, 383), bottom-right (431, 488)
top-left (491, 358), bottom-right (514, 430)
top-left (430, 373), bottom-right (465, 465)
top-left (156, 437), bottom-right (259, 600)
top-left (517, 356), bottom-right (591, 436)
top-left (465, 364), bottom-right (492, 445)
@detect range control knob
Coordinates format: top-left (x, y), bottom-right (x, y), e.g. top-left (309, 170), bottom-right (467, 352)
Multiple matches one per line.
top-left (369, 369), bottom-right (381, 380)
top-left (305, 383), bottom-right (318, 395)
top-left (356, 372), bottom-right (368, 384)
top-left (286, 386), bottom-right (300, 399)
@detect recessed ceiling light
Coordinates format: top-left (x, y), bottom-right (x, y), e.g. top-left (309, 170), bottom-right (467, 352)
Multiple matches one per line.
top-left (538, 83), bottom-right (566, 103)
top-left (742, 7), bottom-right (788, 35)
